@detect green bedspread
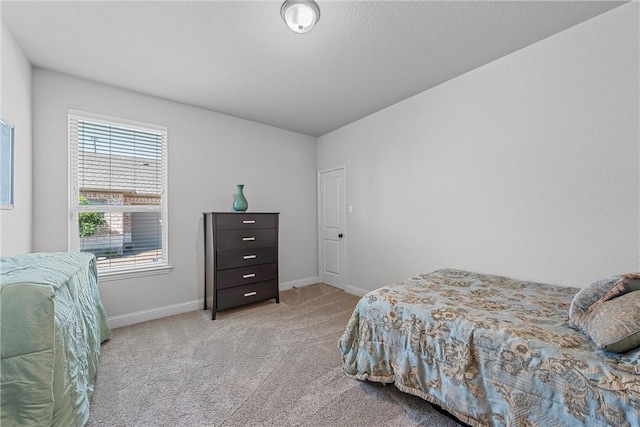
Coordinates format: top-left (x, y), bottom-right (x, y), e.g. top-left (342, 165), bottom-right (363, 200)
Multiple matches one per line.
top-left (1, 252), bottom-right (111, 427)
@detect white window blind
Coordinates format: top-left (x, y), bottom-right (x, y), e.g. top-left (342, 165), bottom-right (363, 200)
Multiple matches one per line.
top-left (69, 110), bottom-right (168, 275)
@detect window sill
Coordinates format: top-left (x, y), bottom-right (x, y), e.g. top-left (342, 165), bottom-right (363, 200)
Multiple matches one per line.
top-left (98, 264), bottom-right (173, 282)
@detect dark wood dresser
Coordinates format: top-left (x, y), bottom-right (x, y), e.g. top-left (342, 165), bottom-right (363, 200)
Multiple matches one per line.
top-left (203, 212), bottom-right (279, 320)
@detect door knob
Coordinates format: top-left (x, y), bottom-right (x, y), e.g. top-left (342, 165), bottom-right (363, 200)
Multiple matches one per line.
top-left (338, 233), bottom-right (343, 238)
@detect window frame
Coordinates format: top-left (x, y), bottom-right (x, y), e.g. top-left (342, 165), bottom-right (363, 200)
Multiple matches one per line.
top-left (68, 110), bottom-right (171, 280)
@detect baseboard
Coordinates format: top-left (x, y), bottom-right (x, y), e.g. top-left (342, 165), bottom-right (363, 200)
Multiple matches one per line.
top-left (280, 276), bottom-right (320, 290)
top-left (345, 284), bottom-right (369, 297)
top-left (108, 277), bottom-right (321, 328)
top-left (107, 299), bottom-right (203, 329)
top-left (283, 278), bottom-right (369, 297)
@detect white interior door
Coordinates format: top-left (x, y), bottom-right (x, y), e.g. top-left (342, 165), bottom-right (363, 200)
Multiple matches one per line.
top-left (318, 167), bottom-right (346, 289)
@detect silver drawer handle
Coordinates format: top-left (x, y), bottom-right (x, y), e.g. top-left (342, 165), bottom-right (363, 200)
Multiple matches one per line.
top-left (243, 273), bottom-right (256, 279)
top-left (244, 292), bottom-right (257, 297)
top-left (242, 237), bottom-right (256, 241)
top-left (242, 220), bottom-right (256, 224)
top-left (243, 255), bottom-right (256, 260)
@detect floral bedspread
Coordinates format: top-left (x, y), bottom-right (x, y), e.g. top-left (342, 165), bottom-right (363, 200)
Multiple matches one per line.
top-left (339, 269), bottom-right (640, 426)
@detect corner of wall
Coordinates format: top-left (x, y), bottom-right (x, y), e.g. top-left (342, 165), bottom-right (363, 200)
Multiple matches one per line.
top-left (0, 21), bottom-right (33, 256)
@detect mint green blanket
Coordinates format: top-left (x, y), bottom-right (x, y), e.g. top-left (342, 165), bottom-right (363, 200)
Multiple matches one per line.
top-left (1, 252), bottom-right (111, 426)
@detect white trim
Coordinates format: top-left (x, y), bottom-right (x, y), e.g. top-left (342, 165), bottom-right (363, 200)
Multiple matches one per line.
top-left (317, 165), bottom-right (347, 175)
top-left (107, 298), bottom-right (201, 329)
top-left (68, 109), bottom-right (167, 133)
top-left (279, 276), bottom-right (320, 291)
top-left (99, 264), bottom-right (173, 282)
top-left (345, 284), bottom-right (369, 297)
top-left (107, 276), bottom-right (321, 328)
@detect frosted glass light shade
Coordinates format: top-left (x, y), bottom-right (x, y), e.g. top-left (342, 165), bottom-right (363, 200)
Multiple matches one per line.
top-left (281, 1), bottom-right (320, 34)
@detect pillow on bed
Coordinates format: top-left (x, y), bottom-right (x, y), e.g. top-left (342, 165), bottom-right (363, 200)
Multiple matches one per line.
top-left (569, 273), bottom-right (640, 353)
top-left (569, 273), bottom-right (640, 328)
top-left (573, 290), bottom-right (640, 353)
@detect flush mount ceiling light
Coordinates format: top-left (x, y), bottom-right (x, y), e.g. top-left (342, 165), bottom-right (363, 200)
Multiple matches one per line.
top-left (281, 0), bottom-right (320, 34)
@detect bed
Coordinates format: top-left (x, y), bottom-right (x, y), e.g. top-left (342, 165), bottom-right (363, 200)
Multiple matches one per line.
top-left (1, 252), bottom-right (111, 427)
top-left (339, 269), bottom-right (640, 426)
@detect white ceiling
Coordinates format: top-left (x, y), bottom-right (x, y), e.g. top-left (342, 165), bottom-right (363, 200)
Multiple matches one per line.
top-left (1, 1), bottom-right (626, 137)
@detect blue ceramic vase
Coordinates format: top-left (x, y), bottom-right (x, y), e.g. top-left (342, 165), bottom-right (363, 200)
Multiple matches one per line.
top-left (233, 184), bottom-right (248, 212)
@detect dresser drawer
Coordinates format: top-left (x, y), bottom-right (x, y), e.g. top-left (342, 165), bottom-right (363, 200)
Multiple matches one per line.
top-left (216, 263), bottom-right (278, 290)
top-left (216, 214), bottom-right (276, 230)
top-left (216, 280), bottom-right (279, 311)
top-left (216, 246), bottom-right (277, 270)
top-left (216, 229), bottom-right (276, 250)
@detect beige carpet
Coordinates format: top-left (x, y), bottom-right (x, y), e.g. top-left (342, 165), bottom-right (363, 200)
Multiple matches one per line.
top-left (88, 284), bottom-right (463, 427)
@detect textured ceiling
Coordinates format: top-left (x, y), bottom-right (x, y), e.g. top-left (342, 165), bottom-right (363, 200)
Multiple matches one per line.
top-left (1, 1), bottom-right (626, 137)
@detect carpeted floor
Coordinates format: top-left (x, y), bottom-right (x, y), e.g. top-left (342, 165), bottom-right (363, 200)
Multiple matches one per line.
top-left (88, 284), bottom-right (464, 426)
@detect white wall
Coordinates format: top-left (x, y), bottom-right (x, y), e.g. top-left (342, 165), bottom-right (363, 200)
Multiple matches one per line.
top-left (0, 21), bottom-right (32, 257)
top-left (32, 69), bottom-right (318, 323)
top-left (318, 3), bottom-right (639, 293)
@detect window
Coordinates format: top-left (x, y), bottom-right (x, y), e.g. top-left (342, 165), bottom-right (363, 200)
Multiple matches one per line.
top-left (68, 110), bottom-right (170, 279)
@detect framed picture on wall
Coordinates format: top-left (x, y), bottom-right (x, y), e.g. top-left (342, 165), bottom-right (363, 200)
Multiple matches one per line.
top-left (0, 116), bottom-right (15, 210)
